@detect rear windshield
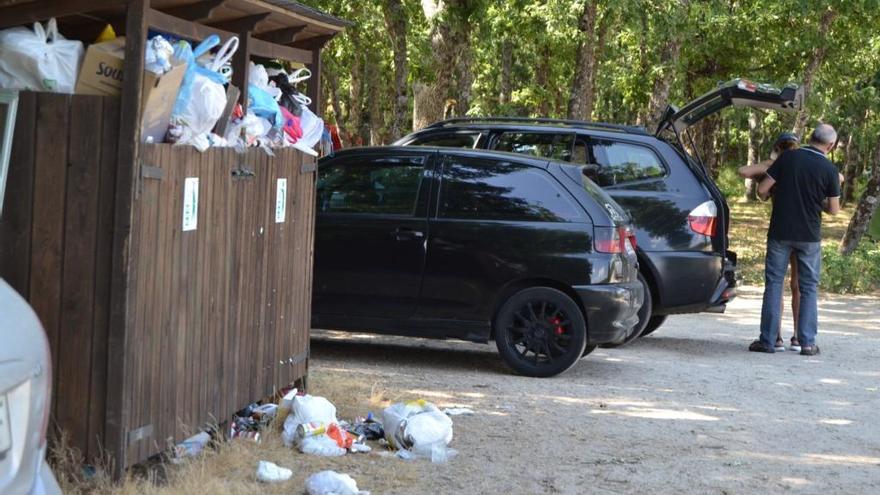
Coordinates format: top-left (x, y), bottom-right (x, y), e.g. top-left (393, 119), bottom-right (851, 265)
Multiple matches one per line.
top-left (579, 169), bottom-right (629, 225)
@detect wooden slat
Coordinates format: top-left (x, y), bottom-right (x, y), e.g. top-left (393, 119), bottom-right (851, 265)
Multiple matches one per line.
top-left (29, 93), bottom-right (69, 422)
top-left (305, 49), bottom-right (321, 116)
top-left (162, 0), bottom-right (228, 22)
top-left (108, 0), bottom-right (148, 475)
top-left (256, 25), bottom-right (305, 45)
top-left (146, 8), bottom-right (312, 64)
top-left (56, 95), bottom-right (103, 453)
top-left (0, 0), bottom-right (126, 29)
top-left (209, 12), bottom-right (270, 32)
top-left (0, 92), bottom-right (36, 296)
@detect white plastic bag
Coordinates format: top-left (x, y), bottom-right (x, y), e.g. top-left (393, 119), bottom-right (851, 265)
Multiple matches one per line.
top-left (383, 400), bottom-right (456, 463)
top-left (256, 460), bottom-right (292, 483)
top-left (305, 471), bottom-right (369, 495)
top-left (0, 18), bottom-right (83, 93)
top-left (300, 434), bottom-right (346, 457)
top-left (282, 395), bottom-right (338, 447)
top-left (145, 35), bottom-right (174, 75)
top-left (249, 62), bottom-right (282, 100)
top-left (172, 36), bottom-right (237, 148)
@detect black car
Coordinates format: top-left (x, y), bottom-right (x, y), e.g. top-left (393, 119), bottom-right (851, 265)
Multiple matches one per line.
top-left (396, 79), bottom-right (803, 341)
top-left (312, 147), bottom-right (643, 377)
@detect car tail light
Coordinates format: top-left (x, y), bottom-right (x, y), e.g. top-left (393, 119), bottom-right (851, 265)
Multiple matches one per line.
top-left (688, 201), bottom-right (718, 237)
top-left (595, 226), bottom-right (636, 254)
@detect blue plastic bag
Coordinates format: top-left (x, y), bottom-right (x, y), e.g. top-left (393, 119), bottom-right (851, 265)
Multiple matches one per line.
top-left (172, 35), bottom-right (220, 117)
top-left (248, 84), bottom-right (284, 129)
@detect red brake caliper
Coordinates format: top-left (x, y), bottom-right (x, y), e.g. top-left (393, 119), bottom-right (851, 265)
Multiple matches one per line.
top-left (551, 317), bottom-right (564, 335)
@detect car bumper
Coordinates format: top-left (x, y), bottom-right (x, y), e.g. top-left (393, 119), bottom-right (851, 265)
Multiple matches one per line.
top-left (573, 281), bottom-right (644, 345)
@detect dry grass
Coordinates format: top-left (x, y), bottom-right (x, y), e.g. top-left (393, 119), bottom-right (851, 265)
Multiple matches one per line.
top-left (728, 200), bottom-right (851, 285)
top-left (51, 369), bottom-right (428, 494)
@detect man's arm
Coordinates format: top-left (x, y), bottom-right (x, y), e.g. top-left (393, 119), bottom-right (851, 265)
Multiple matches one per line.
top-left (757, 175), bottom-right (776, 201)
top-left (737, 159), bottom-right (773, 179)
top-left (823, 196), bottom-right (840, 215)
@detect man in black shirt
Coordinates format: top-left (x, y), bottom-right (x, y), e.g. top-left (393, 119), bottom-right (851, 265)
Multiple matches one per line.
top-left (749, 124), bottom-right (841, 356)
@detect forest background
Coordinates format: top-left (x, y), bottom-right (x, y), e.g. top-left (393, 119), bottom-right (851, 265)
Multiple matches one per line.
top-left (304, 0), bottom-right (880, 292)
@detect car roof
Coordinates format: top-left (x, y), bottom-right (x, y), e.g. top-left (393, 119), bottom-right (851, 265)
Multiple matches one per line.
top-left (402, 121), bottom-right (661, 145)
top-left (326, 145), bottom-right (561, 169)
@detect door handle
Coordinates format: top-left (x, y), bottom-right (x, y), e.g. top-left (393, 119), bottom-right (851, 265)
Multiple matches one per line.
top-left (392, 228), bottom-right (425, 241)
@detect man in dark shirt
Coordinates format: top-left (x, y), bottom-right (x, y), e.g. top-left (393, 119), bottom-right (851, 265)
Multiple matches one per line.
top-left (750, 124), bottom-right (841, 356)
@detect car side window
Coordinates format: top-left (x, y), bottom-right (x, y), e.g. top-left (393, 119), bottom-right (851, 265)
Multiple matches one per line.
top-left (494, 132), bottom-right (575, 161)
top-left (317, 155), bottom-right (425, 215)
top-left (590, 140), bottom-right (666, 186)
top-left (439, 156), bottom-right (582, 222)
top-left (407, 132), bottom-right (480, 148)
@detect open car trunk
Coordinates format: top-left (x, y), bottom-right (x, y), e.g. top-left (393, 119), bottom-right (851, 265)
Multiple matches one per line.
top-left (655, 79), bottom-right (803, 258)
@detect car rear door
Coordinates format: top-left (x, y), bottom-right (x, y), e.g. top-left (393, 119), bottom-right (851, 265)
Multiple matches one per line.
top-left (312, 151), bottom-right (433, 319)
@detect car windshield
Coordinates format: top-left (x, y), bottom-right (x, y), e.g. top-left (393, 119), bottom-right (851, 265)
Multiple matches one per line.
top-left (578, 168), bottom-right (628, 225)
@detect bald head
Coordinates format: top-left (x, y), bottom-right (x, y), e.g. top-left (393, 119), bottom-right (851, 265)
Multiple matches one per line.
top-left (809, 124), bottom-right (838, 153)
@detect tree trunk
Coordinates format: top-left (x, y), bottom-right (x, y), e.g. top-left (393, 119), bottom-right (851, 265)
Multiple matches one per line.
top-left (383, 0), bottom-right (409, 141)
top-left (367, 59), bottom-right (384, 146)
top-left (744, 110), bottom-right (761, 201)
top-left (793, 8), bottom-right (838, 137)
top-left (322, 63), bottom-right (345, 147)
top-left (536, 44), bottom-right (551, 116)
top-left (839, 136), bottom-right (880, 255)
top-left (455, 36), bottom-right (474, 116)
top-left (348, 52), bottom-right (365, 146)
top-left (499, 38), bottom-right (513, 107)
top-left (412, 0), bottom-right (458, 129)
top-left (567, 0), bottom-right (600, 120)
top-left (841, 133), bottom-right (857, 205)
top-left (647, 37), bottom-right (681, 125)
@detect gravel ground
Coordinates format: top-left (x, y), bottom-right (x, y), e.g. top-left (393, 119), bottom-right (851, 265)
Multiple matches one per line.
top-left (310, 286), bottom-right (880, 495)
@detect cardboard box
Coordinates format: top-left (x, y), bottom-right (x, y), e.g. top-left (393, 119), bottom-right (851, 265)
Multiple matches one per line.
top-left (76, 37), bottom-right (187, 143)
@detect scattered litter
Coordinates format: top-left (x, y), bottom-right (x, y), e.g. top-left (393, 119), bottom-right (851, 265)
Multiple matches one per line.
top-left (300, 433), bottom-right (346, 457)
top-left (280, 388), bottom-right (299, 410)
top-left (347, 413), bottom-right (384, 440)
top-left (230, 401), bottom-right (277, 442)
top-left (171, 431), bottom-right (211, 463)
top-left (383, 399), bottom-right (457, 463)
top-left (443, 408), bottom-right (475, 416)
top-left (305, 470), bottom-right (369, 495)
top-left (256, 460), bottom-right (292, 483)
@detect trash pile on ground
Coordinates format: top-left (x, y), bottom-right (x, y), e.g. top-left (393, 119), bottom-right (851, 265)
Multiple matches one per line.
top-left (0, 19), bottom-right (333, 155)
top-left (163, 386), bottom-right (470, 491)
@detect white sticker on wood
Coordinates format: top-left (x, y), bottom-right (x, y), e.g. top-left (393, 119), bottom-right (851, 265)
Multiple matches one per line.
top-left (275, 178), bottom-right (287, 223)
top-left (182, 177), bottom-right (199, 231)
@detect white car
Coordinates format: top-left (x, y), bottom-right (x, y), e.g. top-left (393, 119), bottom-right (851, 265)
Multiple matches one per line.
top-left (0, 279), bottom-right (62, 495)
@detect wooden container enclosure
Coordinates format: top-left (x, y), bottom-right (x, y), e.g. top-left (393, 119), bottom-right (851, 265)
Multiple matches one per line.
top-left (0, 0), bottom-right (347, 472)
top-left (0, 92), bottom-right (316, 466)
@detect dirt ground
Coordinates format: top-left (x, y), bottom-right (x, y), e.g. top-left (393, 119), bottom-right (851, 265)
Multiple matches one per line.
top-left (73, 286), bottom-right (879, 495)
top-left (303, 286), bottom-right (880, 495)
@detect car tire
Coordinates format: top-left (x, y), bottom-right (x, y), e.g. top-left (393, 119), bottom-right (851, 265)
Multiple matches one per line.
top-left (599, 272), bottom-right (652, 348)
top-left (639, 315), bottom-right (668, 337)
top-left (494, 287), bottom-right (587, 378)
top-left (581, 345), bottom-right (598, 358)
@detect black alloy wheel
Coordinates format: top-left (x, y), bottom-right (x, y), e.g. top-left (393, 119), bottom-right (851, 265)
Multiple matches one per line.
top-left (494, 287), bottom-right (587, 377)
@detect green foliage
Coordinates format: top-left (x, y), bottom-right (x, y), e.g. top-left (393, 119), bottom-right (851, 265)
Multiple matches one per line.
top-left (716, 165), bottom-right (746, 199)
top-left (821, 241), bottom-right (880, 294)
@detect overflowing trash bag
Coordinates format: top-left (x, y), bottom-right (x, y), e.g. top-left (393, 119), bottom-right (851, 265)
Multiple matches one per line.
top-left (0, 18), bottom-right (84, 93)
top-left (170, 35), bottom-right (238, 150)
top-left (383, 399), bottom-right (456, 463)
top-left (281, 394), bottom-right (372, 456)
top-left (305, 470), bottom-right (370, 495)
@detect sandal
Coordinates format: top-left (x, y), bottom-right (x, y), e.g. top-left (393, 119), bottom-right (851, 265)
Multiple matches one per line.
top-left (749, 340), bottom-right (775, 353)
top-left (800, 345), bottom-right (820, 356)
top-left (775, 338), bottom-right (786, 352)
top-left (789, 337), bottom-right (801, 352)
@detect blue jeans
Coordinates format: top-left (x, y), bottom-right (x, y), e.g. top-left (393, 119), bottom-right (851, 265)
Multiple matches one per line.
top-left (759, 239), bottom-right (821, 349)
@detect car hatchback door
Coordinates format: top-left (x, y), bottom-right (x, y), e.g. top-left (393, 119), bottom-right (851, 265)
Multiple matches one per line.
top-left (313, 151), bottom-right (433, 318)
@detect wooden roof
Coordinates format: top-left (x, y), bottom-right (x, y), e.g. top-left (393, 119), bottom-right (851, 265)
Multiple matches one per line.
top-left (0, 0), bottom-right (349, 53)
